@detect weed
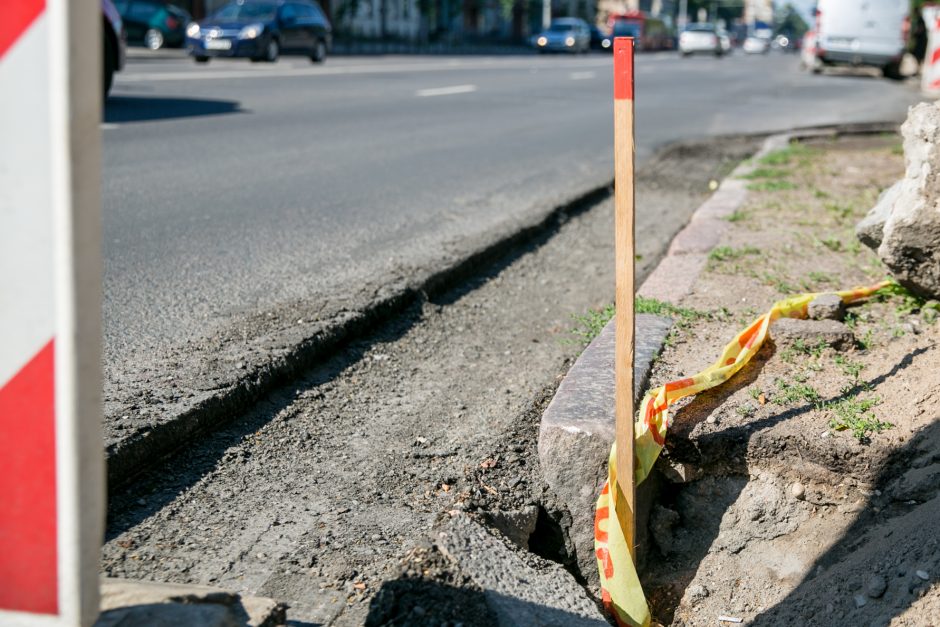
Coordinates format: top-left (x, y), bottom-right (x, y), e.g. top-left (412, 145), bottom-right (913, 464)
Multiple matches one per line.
top-left (834, 354), bottom-right (864, 385)
top-left (858, 329), bottom-right (875, 351)
top-left (821, 236), bottom-right (843, 252)
top-left (635, 297), bottom-right (708, 329)
top-left (891, 142), bottom-right (903, 156)
top-left (740, 167), bottom-right (790, 180)
top-left (726, 209), bottom-right (749, 223)
top-left (825, 202), bottom-right (855, 221)
top-left (808, 271), bottom-right (834, 285)
top-left (748, 387), bottom-right (762, 400)
top-left (881, 281), bottom-right (927, 316)
top-left (844, 311), bottom-right (858, 329)
top-left (736, 404), bottom-right (756, 418)
top-left (773, 378), bottom-right (821, 406)
top-left (568, 305), bottom-right (614, 346)
top-left (846, 238), bottom-right (862, 255)
top-left (762, 272), bottom-right (797, 294)
top-left (748, 180), bottom-right (797, 192)
top-left (812, 187), bottom-right (830, 199)
top-left (826, 396), bottom-right (892, 442)
top-left (708, 245), bottom-right (761, 264)
top-left (892, 326), bottom-right (906, 338)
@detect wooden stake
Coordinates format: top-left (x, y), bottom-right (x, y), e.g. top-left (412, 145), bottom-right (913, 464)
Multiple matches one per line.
top-left (613, 37), bottom-right (636, 562)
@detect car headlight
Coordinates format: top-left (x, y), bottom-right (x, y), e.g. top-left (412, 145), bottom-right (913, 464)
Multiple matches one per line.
top-left (239, 23), bottom-right (264, 39)
top-left (601, 38), bottom-right (611, 48)
top-left (565, 36), bottom-right (575, 47)
top-left (186, 22), bottom-right (200, 37)
top-left (537, 36), bottom-right (547, 46)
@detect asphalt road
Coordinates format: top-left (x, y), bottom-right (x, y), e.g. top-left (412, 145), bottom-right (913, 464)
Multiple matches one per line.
top-left (103, 50), bottom-right (921, 409)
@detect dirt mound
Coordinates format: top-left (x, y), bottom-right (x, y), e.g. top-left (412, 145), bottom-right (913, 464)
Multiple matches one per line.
top-left (641, 135), bottom-right (940, 626)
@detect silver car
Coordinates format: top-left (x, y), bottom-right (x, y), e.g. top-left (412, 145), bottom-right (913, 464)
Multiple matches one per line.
top-left (679, 23), bottom-right (723, 57)
top-left (534, 18), bottom-right (591, 53)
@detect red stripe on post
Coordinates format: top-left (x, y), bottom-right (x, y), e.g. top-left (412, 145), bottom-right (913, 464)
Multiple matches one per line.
top-left (0, 340), bottom-right (58, 615)
top-left (0, 0), bottom-right (45, 59)
top-left (613, 37), bottom-right (634, 100)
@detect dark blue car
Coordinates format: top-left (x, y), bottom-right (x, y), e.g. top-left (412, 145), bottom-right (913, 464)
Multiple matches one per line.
top-left (186, 0), bottom-right (331, 64)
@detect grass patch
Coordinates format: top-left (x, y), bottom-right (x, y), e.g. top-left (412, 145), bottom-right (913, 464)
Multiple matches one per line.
top-left (726, 209), bottom-right (750, 223)
top-left (759, 142), bottom-right (818, 166)
top-left (826, 396), bottom-right (892, 442)
top-left (568, 304), bottom-right (614, 346)
top-left (740, 167), bottom-right (790, 180)
top-left (748, 180), bottom-right (797, 192)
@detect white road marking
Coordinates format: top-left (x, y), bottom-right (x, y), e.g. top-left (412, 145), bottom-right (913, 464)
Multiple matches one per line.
top-left (116, 58), bottom-right (615, 83)
top-left (416, 84), bottom-right (477, 97)
top-left (569, 71), bottom-right (595, 80)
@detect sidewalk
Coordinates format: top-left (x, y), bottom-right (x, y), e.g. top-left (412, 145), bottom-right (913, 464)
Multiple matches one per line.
top-left (541, 128), bottom-right (940, 625)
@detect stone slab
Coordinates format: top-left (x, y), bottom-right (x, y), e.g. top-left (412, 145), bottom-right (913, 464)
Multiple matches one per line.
top-left (537, 314), bottom-right (672, 588)
top-left (95, 578), bottom-right (287, 627)
top-left (437, 514), bottom-right (610, 626)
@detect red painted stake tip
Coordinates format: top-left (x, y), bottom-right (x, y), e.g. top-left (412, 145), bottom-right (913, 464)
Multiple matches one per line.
top-left (613, 37), bottom-right (634, 101)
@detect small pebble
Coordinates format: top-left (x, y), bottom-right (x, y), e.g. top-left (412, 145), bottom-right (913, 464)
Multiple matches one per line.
top-left (854, 594), bottom-right (868, 609)
top-left (791, 482), bottom-right (806, 500)
top-left (916, 570), bottom-right (929, 581)
top-left (866, 575), bottom-right (887, 599)
top-left (706, 414), bottom-right (717, 425)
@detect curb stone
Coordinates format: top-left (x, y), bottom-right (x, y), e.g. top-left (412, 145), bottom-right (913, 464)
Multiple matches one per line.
top-left (538, 314), bottom-right (673, 589)
top-left (536, 122), bottom-right (901, 589)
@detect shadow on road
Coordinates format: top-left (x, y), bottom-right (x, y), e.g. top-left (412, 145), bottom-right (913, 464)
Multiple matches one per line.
top-left (104, 95), bottom-right (243, 123)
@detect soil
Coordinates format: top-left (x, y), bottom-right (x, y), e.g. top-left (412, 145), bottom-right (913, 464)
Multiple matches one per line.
top-left (641, 134), bottom-right (940, 626)
top-left (100, 137), bottom-right (758, 625)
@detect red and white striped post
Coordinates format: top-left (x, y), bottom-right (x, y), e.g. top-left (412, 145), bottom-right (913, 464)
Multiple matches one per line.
top-left (0, 0), bottom-right (104, 625)
top-left (922, 5), bottom-right (940, 96)
top-left (613, 37), bottom-right (636, 561)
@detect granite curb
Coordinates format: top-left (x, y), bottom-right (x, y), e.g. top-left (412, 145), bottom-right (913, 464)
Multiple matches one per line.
top-left (536, 123), bottom-right (901, 589)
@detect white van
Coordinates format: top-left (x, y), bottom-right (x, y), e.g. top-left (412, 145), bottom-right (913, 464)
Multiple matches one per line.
top-left (812, 0), bottom-right (909, 78)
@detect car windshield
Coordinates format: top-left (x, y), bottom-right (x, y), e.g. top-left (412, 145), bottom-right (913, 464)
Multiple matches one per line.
top-left (549, 22), bottom-right (576, 32)
top-left (686, 24), bottom-right (715, 32)
top-left (212, 2), bottom-right (277, 20)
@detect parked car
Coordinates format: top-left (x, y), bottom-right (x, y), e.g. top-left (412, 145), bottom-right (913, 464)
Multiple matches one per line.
top-left (679, 23), bottom-right (723, 57)
top-left (812, 0), bottom-right (908, 78)
top-left (718, 29), bottom-right (732, 54)
top-left (102, 0), bottom-right (126, 97)
top-left (534, 18), bottom-right (591, 54)
top-left (606, 11), bottom-right (674, 51)
top-left (590, 24), bottom-right (611, 51)
top-left (742, 36), bottom-right (770, 54)
top-left (115, 0), bottom-right (190, 49)
top-left (186, 0), bottom-right (332, 63)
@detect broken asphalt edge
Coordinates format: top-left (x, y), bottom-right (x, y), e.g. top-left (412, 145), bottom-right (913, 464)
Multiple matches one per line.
top-left (106, 178), bottom-right (614, 489)
top-left (537, 120), bottom-right (901, 590)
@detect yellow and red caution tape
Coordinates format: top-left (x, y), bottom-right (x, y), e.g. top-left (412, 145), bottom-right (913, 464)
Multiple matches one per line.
top-left (595, 281), bottom-right (892, 627)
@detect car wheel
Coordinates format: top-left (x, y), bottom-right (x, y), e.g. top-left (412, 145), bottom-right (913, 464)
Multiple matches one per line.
top-left (194, 55), bottom-right (210, 63)
top-left (882, 60), bottom-right (903, 80)
top-left (265, 38), bottom-right (280, 62)
top-left (311, 39), bottom-right (326, 63)
top-left (145, 28), bottom-right (164, 50)
top-left (103, 31), bottom-right (115, 98)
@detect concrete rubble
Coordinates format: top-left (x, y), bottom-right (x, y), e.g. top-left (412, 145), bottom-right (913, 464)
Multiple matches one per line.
top-left (857, 102), bottom-right (940, 300)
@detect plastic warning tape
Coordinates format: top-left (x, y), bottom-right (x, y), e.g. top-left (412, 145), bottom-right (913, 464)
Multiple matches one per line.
top-left (595, 281), bottom-right (892, 627)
